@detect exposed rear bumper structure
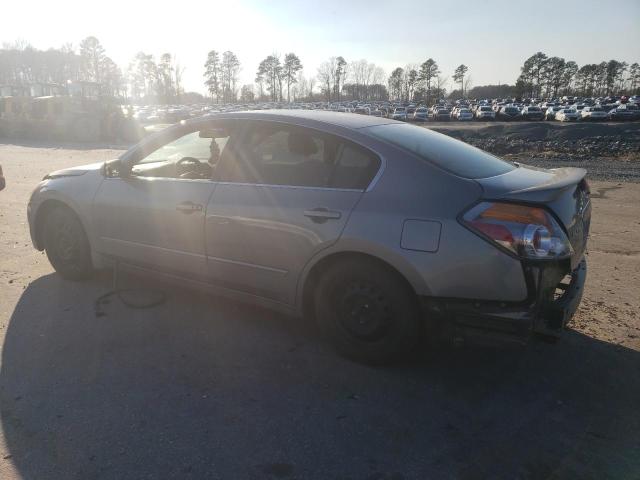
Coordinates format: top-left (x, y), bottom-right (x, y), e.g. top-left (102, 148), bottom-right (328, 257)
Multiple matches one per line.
top-left (423, 258), bottom-right (587, 346)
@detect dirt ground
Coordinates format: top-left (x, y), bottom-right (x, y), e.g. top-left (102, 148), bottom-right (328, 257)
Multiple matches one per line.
top-left (0, 142), bottom-right (639, 479)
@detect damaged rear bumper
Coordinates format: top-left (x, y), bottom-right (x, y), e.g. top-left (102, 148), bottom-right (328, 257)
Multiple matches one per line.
top-left (423, 258), bottom-right (587, 345)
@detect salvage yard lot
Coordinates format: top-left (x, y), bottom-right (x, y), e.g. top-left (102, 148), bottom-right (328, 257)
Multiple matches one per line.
top-left (0, 137), bottom-right (639, 479)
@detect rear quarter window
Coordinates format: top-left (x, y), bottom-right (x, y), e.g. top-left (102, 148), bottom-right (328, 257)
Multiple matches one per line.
top-left (364, 123), bottom-right (516, 179)
top-left (330, 143), bottom-right (380, 190)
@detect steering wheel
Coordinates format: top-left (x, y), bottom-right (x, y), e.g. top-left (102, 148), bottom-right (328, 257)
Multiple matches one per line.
top-left (176, 156), bottom-right (204, 178)
top-left (177, 156), bottom-right (202, 169)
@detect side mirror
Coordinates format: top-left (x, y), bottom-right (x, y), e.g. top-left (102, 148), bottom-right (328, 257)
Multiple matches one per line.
top-left (104, 159), bottom-right (132, 178)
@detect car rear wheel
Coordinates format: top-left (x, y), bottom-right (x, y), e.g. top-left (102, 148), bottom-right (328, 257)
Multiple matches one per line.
top-left (43, 206), bottom-right (93, 280)
top-left (314, 259), bottom-right (421, 365)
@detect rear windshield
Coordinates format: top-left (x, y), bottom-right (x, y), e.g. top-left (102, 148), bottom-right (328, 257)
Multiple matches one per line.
top-left (364, 123), bottom-right (516, 179)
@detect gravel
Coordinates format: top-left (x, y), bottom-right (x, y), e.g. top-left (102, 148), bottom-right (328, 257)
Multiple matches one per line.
top-left (428, 121), bottom-right (640, 182)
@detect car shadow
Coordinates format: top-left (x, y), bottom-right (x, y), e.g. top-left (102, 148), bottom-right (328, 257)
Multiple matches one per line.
top-left (1, 272), bottom-right (639, 479)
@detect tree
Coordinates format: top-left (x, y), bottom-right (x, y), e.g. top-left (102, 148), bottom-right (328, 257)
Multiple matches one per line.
top-left (405, 68), bottom-right (418, 101)
top-left (418, 58), bottom-right (439, 105)
top-left (204, 50), bottom-right (221, 102)
top-left (240, 84), bottom-right (255, 102)
top-left (282, 53), bottom-right (302, 103)
top-left (561, 61), bottom-right (578, 95)
top-left (79, 36), bottom-right (105, 84)
top-left (317, 60), bottom-right (333, 101)
top-left (435, 75), bottom-right (448, 100)
top-left (220, 51), bottom-right (240, 102)
top-left (346, 59), bottom-right (382, 101)
top-left (334, 56), bottom-right (347, 101)
top-left (128, 52), bottom-right (158, 101)
top-left (102, 56), bottom-right (124, 98)
top-left (257, 55), bottom-right (282, 101)
top-left (453, 64), bottom-right (469, 98)
top-left (541, 57), bottom-right (565, 97)
top-left (174, 59), bottom-right (185, 102)
top-left (465, 83), bottom-right (515, 99)
top-left (605, 60), bottom-right (627, 94)
top-left (575, 64), bottom-right (596, 96)
top-left (629, 63), bottom-right (640, 94)
top-left (388, 67), bottom-right (404, 100)
top-left (157, 53), bottom-right (175, 102)
top-left (519, 52), bottom-right (548, 97)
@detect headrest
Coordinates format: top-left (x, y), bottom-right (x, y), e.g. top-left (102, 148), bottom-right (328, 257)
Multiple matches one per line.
top-left (288, 132), bottom-right (318, 156)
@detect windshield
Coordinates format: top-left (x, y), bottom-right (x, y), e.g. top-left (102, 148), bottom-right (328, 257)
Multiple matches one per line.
top-left (364, 123), bottom-right (516, 178)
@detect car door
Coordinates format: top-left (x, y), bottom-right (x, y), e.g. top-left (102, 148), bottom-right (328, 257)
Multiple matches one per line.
top-left (93, 124), bottom-right (231, 279)
top-left (204, 121), bottom-right (381, 305)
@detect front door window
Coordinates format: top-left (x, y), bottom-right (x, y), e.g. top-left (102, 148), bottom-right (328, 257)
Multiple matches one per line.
top-left (132, 129), bottom-right (230, 180)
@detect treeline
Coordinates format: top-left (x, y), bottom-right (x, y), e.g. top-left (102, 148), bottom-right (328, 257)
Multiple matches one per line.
top-left (1, 39), bottom-right (638, 104)
top-left (0, 37), bottom-right (191, 103)
top-left (516, 52), bottom-right (639, 98)
top-left (386, 53), bottom-right (639, 103)
top-left (0, 38), bottom-right (124, 97)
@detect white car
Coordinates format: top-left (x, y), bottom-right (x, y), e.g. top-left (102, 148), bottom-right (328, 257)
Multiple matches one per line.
top-left (555, 109), bottom-right (580, 122)
top-left (580, 106), bottom-right (608, 121)
top-left (454, 108), bottom-right (474, 121)
top-left (411, 107), bottom-right (429, 122)
top-left (391, 107), bottom-right (407, 121)
top-left (475, 106), bottom-right (496, 120)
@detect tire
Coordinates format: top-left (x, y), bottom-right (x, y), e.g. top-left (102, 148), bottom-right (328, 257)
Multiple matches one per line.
top-left (314, 259), bottom-right (421, 365)
top-left (43, 206), bottom-right (93, 280)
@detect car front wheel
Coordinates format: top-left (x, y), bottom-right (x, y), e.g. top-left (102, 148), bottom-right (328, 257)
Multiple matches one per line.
top-left (314, 259), bottom-right (421, 365)
top-left (43, 206), bottom-right (93, 280)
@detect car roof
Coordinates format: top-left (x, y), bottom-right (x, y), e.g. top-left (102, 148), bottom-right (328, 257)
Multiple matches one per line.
top-left (194, 109), bottom-right (398, 130)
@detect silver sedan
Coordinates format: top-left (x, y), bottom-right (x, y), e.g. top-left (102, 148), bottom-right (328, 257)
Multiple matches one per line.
top-left (28, 111), bottom-right (591, 364)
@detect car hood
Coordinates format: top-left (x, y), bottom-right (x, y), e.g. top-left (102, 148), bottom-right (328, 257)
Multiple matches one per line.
top-left (44, 162), bottom-right (104, 179)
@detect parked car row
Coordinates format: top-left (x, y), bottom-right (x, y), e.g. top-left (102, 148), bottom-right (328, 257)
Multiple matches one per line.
top-left (123, 93), bottom-right (640, 128)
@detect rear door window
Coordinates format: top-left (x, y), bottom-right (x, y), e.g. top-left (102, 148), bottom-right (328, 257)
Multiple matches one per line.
top-left (225, 123), bottom-right (333, 187)
top-left (222, 122), bottom-right (381, 190)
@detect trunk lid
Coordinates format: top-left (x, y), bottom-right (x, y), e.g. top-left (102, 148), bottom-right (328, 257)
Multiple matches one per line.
top-left (476, 165), bottom-right (591, 267)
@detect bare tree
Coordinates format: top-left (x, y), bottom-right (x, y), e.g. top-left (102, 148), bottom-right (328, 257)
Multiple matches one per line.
top-left (317, 60), bottom-right (334, 101)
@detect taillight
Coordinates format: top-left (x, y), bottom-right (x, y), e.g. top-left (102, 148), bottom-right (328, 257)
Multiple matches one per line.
top-left (462, 202), bottom-right (573, 260)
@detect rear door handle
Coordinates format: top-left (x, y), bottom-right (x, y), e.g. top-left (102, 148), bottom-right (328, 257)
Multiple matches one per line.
top-left (304, 207), bottom-right (342, 223)
top-left (176, 201), bottom-right (203, 214)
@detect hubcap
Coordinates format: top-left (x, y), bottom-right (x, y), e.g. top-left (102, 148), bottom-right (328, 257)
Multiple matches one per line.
top-left (53, 221), bottom-right (77, 262)
top-left (337, 283), bottom-right (392, 341)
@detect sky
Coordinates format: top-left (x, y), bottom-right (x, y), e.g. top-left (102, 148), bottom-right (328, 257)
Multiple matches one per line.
top-left (2, 0), bottom-right (639, 95)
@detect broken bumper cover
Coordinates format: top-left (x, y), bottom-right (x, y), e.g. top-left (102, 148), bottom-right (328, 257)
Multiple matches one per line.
top-left (424, 259), bottom-right (587, 345)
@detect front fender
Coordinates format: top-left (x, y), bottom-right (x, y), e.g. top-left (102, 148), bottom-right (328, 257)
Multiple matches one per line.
top-left (28, 172), bottom-right (104, 251)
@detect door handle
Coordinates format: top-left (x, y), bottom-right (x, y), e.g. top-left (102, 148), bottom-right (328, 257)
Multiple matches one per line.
top-left (176, 201), bottom-right (203, 214)
top-left (304, 207), bottom-right (342, 223)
